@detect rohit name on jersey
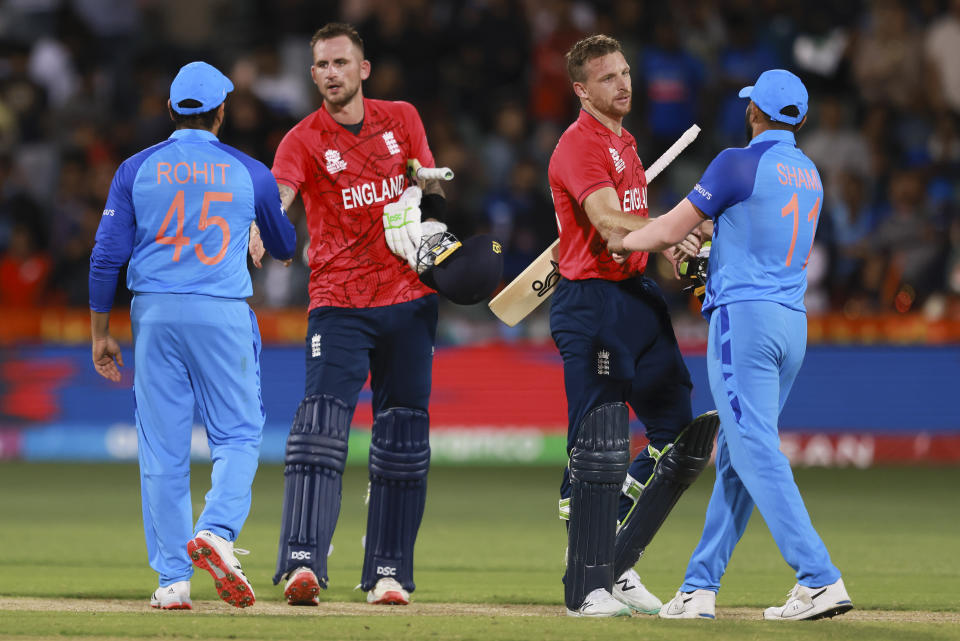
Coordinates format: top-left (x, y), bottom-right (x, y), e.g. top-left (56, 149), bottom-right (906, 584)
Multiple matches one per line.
top-left (342, 174), bottom-right (405, 210)
top-left (157, 162), bottom-right (230, 184)
top-left (777, 163), bottom-right (822, 192)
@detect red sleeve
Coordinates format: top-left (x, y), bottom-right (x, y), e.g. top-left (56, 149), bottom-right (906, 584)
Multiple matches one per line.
top-left (398, 101), bottom-right (435, 168)
top-left (552, 131), bottom-right (614, 204)
top-left (271, 127), bottom-right (307, 190)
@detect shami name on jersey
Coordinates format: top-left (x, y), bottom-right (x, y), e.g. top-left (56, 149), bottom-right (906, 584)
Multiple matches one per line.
top-left (342, 174), bottom-right (405, 210)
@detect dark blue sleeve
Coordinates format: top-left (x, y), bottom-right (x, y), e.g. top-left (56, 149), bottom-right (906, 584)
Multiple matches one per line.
top-left (216, 143), bottom-right (297, 260)
top-left (88, 160), bottom-right (138, 312)
top-left (687, 142), bottom-right (774, 219)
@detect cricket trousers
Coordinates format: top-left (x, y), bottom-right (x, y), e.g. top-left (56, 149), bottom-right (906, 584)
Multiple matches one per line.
top-left (681, 300), bottom-right (841, 592)
top-left (131, 293), bottom-right (264, 586)
top-left (550, 277), bottom-right (693, 518)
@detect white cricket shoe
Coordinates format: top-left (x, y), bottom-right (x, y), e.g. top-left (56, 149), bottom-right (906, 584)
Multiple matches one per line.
top-left (763, 577), bottom-right (853, 621)
top-left (612, 568), bottom-right (662, 614)
top-left (284, 566), bottom-right (320, 606)
top-left (150, 580), bottom-right (191, 610)
top-left (659, 589), bottom-right (717, 619)
top-left (566, 588), bottom-right (632, 618)
top-left (187, 530), bottom-right (255, 608)
top-left (366, 577), bottom-right (410, 605)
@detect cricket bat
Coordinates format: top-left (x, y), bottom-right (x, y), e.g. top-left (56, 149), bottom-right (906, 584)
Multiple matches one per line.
top-left (488, 124), bottom-right (701, 327)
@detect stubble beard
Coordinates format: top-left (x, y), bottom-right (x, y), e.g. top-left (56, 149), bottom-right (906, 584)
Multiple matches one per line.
top-left (322, 83), bottom-right (360, 108)
top-left (600, 94), bottom-right (631, 120)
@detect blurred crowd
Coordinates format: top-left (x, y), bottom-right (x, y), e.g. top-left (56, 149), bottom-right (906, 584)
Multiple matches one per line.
top-left (1, 0), bottom-right (959, 341)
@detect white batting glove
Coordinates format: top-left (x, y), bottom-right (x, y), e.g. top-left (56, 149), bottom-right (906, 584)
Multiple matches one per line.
top-left (383, 186), bottom-right (422, 269)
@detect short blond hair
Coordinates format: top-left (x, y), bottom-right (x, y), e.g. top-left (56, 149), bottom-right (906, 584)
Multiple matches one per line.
top-left (565, 35), bottom-right (623, 83)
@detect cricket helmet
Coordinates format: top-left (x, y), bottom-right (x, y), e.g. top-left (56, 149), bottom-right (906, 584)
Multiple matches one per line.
top-left (417, 232), bottom-right (503, 305)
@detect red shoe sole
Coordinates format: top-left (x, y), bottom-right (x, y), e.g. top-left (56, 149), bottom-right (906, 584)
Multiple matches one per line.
top-left (187, 537), bottom-right (255, 608)
top-left (369, 590), bottom-right (409, 606)
top-left (151, 602), bottom-right (192, 610)
top-left (285, 570), bottom-right (320, 606)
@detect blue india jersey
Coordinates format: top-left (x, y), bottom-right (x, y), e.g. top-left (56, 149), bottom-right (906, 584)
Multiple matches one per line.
top-left (89, 129), bottom-right (296, 311)
top-left (686, 129), bottom-right (823, 317)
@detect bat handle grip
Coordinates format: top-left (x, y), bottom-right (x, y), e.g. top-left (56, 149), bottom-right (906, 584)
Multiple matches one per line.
top-left (416, 167), bottom-right (455, 181)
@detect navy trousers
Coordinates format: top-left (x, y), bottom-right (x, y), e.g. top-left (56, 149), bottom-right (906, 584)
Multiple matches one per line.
top-left (303, 295), bottom-right (438, 415)
top-left (551, 277), bottom-right (693, 516)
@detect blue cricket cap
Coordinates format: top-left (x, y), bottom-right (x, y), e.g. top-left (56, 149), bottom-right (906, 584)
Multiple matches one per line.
top-left (738, 69), bottom-right (808, 126)
top-left (169, 61), bottom-right (234, 115)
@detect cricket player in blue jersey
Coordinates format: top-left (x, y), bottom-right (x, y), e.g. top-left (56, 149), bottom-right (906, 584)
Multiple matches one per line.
top-left (609, 70), bottom-right (853, 621)
top-left (89, 61), bottom-right (296, 610)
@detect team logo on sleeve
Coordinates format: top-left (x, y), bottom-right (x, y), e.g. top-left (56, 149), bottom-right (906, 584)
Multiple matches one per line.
top-left (324, 149), bottom-right (347, 173)
top-left (382, 131), bottom-right (401, 155)
top-left (608, 147), bottom-right (625, 173)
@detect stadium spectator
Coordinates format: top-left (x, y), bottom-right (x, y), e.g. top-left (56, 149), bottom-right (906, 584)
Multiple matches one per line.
top-left (0, 0), bottom-right (957, 327)
top-left (852, 0), bottom-right (924, 111)
top-left (925, 0), bottom-right (960, 116)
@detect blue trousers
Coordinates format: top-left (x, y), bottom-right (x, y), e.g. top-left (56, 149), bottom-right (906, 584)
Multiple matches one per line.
top-left (551, 277), bottom-right (692, 513)
top-left (304, 295), bottom-right (438, 412)
top-left (681, 301), bottom-right (840, 592)
top-left (131, 293), bottom-right (264, 587)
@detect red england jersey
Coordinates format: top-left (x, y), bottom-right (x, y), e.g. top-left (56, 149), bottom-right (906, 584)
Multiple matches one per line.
top-left (548, 109), bottom-right (648, 280)
top-left (272, 98), bottom-right (436, 309)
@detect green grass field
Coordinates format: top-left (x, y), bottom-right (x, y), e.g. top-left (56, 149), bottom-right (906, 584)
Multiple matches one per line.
top-left (1, 462), bottom-right (958, 640)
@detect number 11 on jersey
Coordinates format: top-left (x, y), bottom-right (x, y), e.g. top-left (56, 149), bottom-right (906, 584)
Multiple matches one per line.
top-left (780, 192), bottom-right (821, 269)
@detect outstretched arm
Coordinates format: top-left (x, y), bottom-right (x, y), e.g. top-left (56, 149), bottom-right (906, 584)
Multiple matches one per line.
top-left (608, 198), bottom-right (706, 254)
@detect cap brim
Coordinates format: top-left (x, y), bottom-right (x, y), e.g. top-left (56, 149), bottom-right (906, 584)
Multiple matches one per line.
top-left (738, 86), bottom-right (753, 99)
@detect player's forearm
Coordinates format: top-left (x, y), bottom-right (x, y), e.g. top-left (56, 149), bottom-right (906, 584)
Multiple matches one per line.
top-left (621, 218), bottom-right (674, 253)
top-left (583, 187), bottom-right (650, 241)
top-left (622, 198), bottom-right (704, 252)
top-left (90, 310), bottom-right (111, 340)
top-left (278, 183), bottom-right (297, 211)
top-left (593, 210), bottom-right (650, 240)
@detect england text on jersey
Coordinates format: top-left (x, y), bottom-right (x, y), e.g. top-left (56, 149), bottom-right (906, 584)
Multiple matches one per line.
top-left (622, 186), bottom-right (647, 212)
top-left (342, 174), bottom-right (405, 210)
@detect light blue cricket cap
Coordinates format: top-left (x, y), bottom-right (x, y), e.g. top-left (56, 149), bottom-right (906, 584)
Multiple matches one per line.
top-left (738, 69), bottom-right (808, 125)
top-left (169, 61), bottom-right (234, 115)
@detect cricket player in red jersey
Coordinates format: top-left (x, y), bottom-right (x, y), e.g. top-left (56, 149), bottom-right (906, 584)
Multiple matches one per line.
top-left (549, 35), bottom-right (719, 617)
top-left (264, 23), bottom-right (447, 607)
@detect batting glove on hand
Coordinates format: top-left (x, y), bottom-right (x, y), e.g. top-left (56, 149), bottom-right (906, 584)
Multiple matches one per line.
top-left (679, 241), bottom-right (710, 303)
top-left (383, 186), bottom-right (423, 269)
